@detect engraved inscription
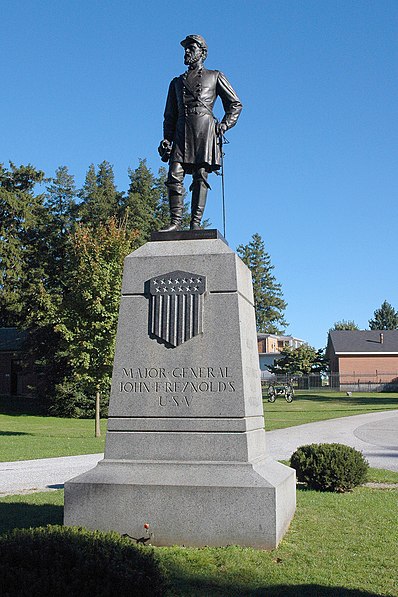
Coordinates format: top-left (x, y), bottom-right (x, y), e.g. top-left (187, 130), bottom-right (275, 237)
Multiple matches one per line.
top-left (118, 364), bottom-right (236, 407)
top-left (122, 367), bottom-right (167, 379)
top-left (159, 395), bottom-right (191, 407)
top-left (122, 366), bottom-right (229, 379)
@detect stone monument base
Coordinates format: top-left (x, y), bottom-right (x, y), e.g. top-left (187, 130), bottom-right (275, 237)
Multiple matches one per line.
top-left (65, 457), bottom-right (294, 549)
top-left (64, 234), bottom-right (296, 549)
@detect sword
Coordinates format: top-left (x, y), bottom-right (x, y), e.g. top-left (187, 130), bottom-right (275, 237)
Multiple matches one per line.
top-left (217, 131), bottom-right (229, 239)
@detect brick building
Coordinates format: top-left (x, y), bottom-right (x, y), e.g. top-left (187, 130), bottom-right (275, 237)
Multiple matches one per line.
top-left (0, 328), bottom-right (37, 396)
top-left (327, 329), bottom-right (398, 390)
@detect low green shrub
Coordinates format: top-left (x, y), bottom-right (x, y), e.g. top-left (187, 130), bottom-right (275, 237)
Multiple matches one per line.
top-left (0, 525), bottom-right (167, 596)
top-left (290, 443), bottom-right (369, 492)
top-left (50, 379), bottom-right (109, 418)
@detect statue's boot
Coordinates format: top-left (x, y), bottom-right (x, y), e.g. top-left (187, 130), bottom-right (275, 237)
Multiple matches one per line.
top-left (190, 180), bottom-right (209, 230)
top-left (160, 192), bottom-right (184, 232)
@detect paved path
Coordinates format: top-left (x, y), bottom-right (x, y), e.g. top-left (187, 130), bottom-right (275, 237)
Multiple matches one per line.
top-left (266, 409), bottom-right (398, 471)
top-left (0, 453), bottom-right (103, 497)
top-left (0, 410), bottom-right (397, 496)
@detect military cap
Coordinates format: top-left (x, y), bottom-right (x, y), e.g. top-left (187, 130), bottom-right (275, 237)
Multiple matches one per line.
top-left (180, 34), bottom-right (208, 50)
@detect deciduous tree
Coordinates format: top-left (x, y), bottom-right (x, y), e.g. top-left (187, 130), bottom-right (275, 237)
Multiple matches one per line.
top-left (268, 344), bottom-right (328, 375)
top-left (51, 218), bottom-right (140, 416)
top-left (330, 320), bottom-right (360, 331)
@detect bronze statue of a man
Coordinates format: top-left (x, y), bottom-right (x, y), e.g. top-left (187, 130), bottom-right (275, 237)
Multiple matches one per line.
top-left (158, 34), bottom-right (242, 231)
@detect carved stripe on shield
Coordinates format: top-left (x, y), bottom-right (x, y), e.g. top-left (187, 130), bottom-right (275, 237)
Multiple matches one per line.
top-left (148, 270), bottom-right (206, 347)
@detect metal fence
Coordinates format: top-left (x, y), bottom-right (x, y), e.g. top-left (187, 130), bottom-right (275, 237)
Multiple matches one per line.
top-left (261, 372), bottom-right (398, 392)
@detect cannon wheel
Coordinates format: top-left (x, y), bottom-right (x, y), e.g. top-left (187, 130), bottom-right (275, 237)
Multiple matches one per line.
top-left (267, 385), bottom-right (276, 403)
top-left (285, 384), bottom-right (294, 403)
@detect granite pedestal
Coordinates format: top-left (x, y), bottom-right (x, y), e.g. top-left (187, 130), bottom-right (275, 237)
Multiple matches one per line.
top-left (64, 231), bottom-right (296, 548)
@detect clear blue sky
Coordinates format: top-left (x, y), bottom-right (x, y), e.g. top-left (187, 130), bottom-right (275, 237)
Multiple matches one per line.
top-left (1, 0), bottom-right (397, 349)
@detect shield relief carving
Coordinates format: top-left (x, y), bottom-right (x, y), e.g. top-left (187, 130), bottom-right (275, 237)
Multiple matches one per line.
top-left (147, 270), bottom-right (206, 347)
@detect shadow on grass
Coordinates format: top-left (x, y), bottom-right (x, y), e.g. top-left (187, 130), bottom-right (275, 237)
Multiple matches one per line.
top-left (0, 502), bottom-right (63, 534)
top-left (167, 575), bottom-right (383, 596)
top-left (0, 431), bottom-right (34, 436)
top-left (295, 394), bottom-right (398, 406)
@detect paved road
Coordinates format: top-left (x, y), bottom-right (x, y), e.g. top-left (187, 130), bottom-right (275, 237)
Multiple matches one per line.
top-left (266, 409), bottom-right (398, 471)
top-left (1, 410), bottom-right (397, 496)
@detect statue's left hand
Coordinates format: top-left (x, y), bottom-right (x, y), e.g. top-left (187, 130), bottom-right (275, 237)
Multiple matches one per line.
top-left (216, 122), bottom-right (227, 136)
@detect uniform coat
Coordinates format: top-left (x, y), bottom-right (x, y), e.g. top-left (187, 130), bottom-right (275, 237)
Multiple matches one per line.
top-left (163, 67), bottom-right (242, 173)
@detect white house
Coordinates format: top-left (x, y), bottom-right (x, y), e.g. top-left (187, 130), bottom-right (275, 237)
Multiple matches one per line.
top-left (257, 334), bottom-right (305, 378)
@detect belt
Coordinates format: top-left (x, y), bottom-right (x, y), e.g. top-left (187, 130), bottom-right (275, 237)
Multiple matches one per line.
top-left (184, 107), bottom-right (210, 115)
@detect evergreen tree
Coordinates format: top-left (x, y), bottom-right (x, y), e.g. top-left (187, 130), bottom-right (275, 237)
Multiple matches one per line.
top-left (369, 300), bottom-right (398, 330)
top-left (15, 167), bottom-right (78, 329)
top-left (78, 161), bottom-right (121, 226)
top-left (152, 166), bottom-right (174, 231)
top-left (237, 233), bottom-right (287, 333)
top-left (0, 163), bottom-right (79, 403)
top-left (120, 159), bottom-right (162, 243)
top-left (45, 165), bottom-right (77, 234)
top-left (0, 167), bottom-right (77, 401)
top-left (38, 166), bottom-right (78, 302)
top-left (80, 163), bottom-right (97, 203)
top-left (0, 162), bottom-right (45, 325)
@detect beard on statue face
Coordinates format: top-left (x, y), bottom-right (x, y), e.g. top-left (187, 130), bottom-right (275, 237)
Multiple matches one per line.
top-left (184, 43), bottom-right (202, 65)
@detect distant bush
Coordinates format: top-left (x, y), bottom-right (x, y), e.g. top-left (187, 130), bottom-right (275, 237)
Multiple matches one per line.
top-left (383, 377), bottom-right (398, 392)
top-left (50, 379), bottom-right (109, 418)
top-left (290, 443), bottom-right (369, 492)
top-left (0, 525), bottom-right (167, 596)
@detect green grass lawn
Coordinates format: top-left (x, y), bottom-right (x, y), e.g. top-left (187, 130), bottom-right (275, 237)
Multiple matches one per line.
top-left (366, 467), bottom-right (398, 484)
top-left (263, 391), bottom-right (398, 431)
top-left (0, 396), bottom-right (106, 461)
top-left (1, 486), bottom-right (396, 596)
top-left (1, 394), bottom-right (397, 595)
top-left (0, 415), bottom-right (106, 462)
top-left (1, 391), bottom-right (397, 461)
